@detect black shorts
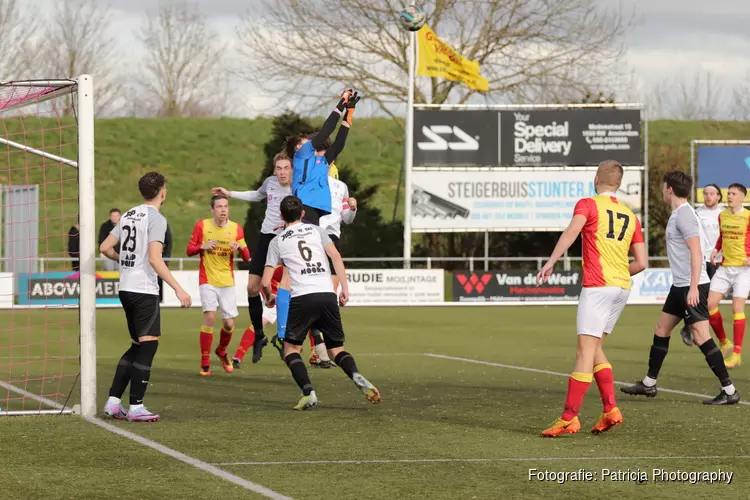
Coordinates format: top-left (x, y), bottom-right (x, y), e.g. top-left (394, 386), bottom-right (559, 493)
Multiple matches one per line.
top-left (285, 292), bottom-right (345, 348)
top-left (249, 232), bottom-right (277, 277)
top-left (662, 283), bottom-right (710, 325)
top-left (327, 234), bottom-right (340, 276)
top-left (301, 205), bottom-right (330, 226)
top-left (119, 291), bottom-right (161, 342)
top-left (706, 262), bottom-right (719, 280)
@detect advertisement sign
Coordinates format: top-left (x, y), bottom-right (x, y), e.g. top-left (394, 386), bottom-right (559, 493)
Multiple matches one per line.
top-left (16, 271), bottom-right (120, 305)
top-left (628, 268), bottom-right (673, 304)
top-left (345, 269), bottom-right (444, 305)
top-left (412, 169), bottom-right (642, 231)
top-left (162, 269), bottom-right (444, 308)
top-left (413, 109), bottom-right (642, 167)
top-left (696, 146), bottom-right (750, 202)
top-left (452, 270), bottom-right (582, 302)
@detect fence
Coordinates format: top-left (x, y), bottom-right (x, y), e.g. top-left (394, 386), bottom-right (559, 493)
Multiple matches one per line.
top-left (25, 256), bottom-right (672, 273)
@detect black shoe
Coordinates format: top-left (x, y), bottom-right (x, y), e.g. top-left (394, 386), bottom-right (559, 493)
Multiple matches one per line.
top-left (620, 381), bottom-right (657, 397)
top-left (680, 325), bottom-right (694, 347)
top-left (252, 334), bottom-right (268, 363)
top-left (232, 358), bottom-right (241, 370)
top-left (271, 334), bottom-right (284, 359)
top-left (703, 389), bottom-right (741, 405)
top-left (317, 360), bottom-right (334, 369)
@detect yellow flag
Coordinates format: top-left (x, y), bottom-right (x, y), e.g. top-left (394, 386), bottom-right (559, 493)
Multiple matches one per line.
top-left (416, 24), bottom-right (489, 92)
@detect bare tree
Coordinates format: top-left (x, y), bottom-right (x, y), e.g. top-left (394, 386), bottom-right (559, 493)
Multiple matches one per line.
top-left (732, 72), bottom-right (750, 121)
top-left (648, 70), bottom-right (727, 120)
top-left (236, 0), bottom-right (634, 120)
top-left (138, 1), bottom-right (227, 117)
top-left (40, 0), bottom-right (120, 115)
top-left (0, 0), bottom-right (40, 81)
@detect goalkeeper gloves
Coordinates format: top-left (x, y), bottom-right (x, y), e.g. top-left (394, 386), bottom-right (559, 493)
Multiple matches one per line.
top-left (342, 91), bottom-right (361, 126)
top-left (336, 89), bottom-right (354, 113)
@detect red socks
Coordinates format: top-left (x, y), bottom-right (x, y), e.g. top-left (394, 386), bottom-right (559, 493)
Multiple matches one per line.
top-left (733, 313), bottom-right (745, 354)
top-left (561, 372), bottom-right (592, 421)
top-left (593, 363), bottom-right (616, 413)
top-left (200, 325), bottom-right (214, 367)
top-left (709, 308), bottom-right (728, 343)
top-left (234, 327), bottom-right (255, 362)
top-left (218, 327), bottom-right (234, 354)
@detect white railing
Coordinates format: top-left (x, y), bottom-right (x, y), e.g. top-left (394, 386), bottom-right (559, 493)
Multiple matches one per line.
top-left (25, 255), bottom-right (671, 273)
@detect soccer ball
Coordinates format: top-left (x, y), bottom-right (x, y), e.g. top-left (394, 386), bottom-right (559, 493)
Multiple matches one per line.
top-left (399, 5), bottom-right (426, 32)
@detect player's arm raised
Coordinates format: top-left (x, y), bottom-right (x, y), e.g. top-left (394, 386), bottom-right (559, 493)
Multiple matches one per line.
top-left (310, 89), bottom-right (353, 152)
top-left (629, 218), bottom-right (647, 276)
top-left (537, 211), bottom-right (587, 285)
top-left (325, 92), bottom-right (360, 164)
top-left (215, 177), bottom-right (268, 203)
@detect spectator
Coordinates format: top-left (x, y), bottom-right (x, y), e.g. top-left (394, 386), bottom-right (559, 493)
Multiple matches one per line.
top-left (98, 208), bottom-right (121, 271)
top-left (159, 223), bottom-right (173, 302)
top-left (68, 219), bottom-right (80, 271)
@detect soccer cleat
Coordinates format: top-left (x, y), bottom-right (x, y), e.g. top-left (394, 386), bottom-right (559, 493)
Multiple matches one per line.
top-left (541, 416), bottom-right (581, 437)
top-left (215, 348), bottom-right (234, 373)
top-left (725, 352), bottom-right (742, 369)
top-left (620, 380), bottom-right (657, 398)
top-left (127, 406), bottom-right (160, 422)
top-left (309, 353), bottom-right (320, 366)
top-left (294, 391), bottom-right (318, 410)
top-left (103, 400), bottom-right (127, 420)
top-left (680, 325), bottom-right (694, 347)
top-left (703, 389), bottom-right (741, 405)
top-left (232, 357), bottom-right (241, 370)
top-left (252, 333), bottom-right (268, 363)
top-left (199, 366), bottom-right (211, 377)
top-left (591, 407), bottom-right (623, 434)
top-left (720, 340), bottom-right (735, 358)
top-left (271, 334), bottom-right (284, 359)
top-left (352, 372), bottom-right (381, 404)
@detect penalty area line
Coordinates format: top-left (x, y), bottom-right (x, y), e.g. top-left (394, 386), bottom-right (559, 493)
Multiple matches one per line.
top-left (424, 353), bottom-right (750, 406)
top-left (214, 455), bottom-right (750, 466)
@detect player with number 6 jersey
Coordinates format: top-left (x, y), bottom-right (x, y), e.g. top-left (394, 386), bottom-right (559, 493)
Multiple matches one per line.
top-left (537, 161), bottom-right (647, 437)
top-left (100, 172), bottom-right (192, 423)
top-left (262, 195), bottom-right (380, 410)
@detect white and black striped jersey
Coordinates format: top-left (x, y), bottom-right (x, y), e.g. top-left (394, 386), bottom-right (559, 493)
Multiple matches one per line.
top-left (110, 204), bottom-right (168, 295)
top-left (265, 223), bottom-right (334, 297)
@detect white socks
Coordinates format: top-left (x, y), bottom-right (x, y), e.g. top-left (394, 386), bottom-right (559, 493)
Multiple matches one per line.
top-left (724, 384), bottom-right (737, 396)
top-left (107, 396), bottom-right (121, 405)
top-left (642, 376), bottom-right (657, 387)
top-left (314, 343), bottom-right (330, 362)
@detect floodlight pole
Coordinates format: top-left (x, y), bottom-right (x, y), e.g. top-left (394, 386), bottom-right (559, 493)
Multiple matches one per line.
top-left (403, 31), bottom-right (416, 269)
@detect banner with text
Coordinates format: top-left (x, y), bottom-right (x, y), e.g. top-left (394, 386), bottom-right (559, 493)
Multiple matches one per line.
top-left (16, 271), bottom-right (120, 305)
top-left (412, 169), bottom-right (642, 231)
top-left (452, 270), bottom-right (582, 302)
top-left (413, 108), bottom-right (642, 167)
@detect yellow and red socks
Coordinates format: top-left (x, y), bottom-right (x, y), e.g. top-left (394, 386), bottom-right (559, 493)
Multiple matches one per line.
top-left (218, 326), bottom-right (234, 354)
top-left (709, 308), bottom-right (728, 344)
top-left (234, 327), bottom-right (255, 362)
top-left (200, 325), bottom-right (214, 367)
top-left (733, 313), bottom-right (745, 354)
top-left (593, 363), bottom-right (616, 413)
top-left (561, 372), bottom-right (593, 421)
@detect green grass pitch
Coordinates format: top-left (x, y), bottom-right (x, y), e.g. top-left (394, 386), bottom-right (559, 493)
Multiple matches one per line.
top-left (1, 305), bottom-right (749, 499)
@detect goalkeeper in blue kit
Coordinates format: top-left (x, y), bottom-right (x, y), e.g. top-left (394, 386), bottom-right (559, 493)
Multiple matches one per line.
top-left (274, 90), bottom-right (361, 353)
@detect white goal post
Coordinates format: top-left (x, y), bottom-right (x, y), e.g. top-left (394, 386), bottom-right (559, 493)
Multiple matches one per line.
top-left (0, 75), bottom-right (96, 418)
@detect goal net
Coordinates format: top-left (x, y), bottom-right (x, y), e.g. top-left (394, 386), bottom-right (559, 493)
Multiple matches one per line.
top-left (0, 77), bottom-right (95, 417)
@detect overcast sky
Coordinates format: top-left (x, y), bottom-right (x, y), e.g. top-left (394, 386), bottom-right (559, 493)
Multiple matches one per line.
top-left (36, 0), bottom-right (750, 117)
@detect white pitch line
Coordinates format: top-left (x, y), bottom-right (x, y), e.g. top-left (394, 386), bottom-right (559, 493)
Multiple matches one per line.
top-left (424, 353), bottom-right (750, 406)
top-left (214, 455), bottom-right (750, 466)
top-left (86, 417), bottom-right (294, 500)
top-left (0, 379), bottom-right (69, 410)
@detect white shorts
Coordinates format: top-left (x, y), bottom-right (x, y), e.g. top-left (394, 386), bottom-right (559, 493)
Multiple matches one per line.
top-left (576, 287), bottom-right (630, 337)
top-left (199, 284), bottom-right (239, 319)
top-left (709, 266), bottom-right (750, 298)
top-left (262, 302), bottom-right (277, 324)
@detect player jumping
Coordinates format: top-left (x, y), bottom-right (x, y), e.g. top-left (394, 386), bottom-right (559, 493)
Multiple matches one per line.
top-left (212, 152), bottom-right (292, 366)
top-left (706, 183), bottom-right (750, 368)
top-left (537, 160), bottom-right (647, 437)
top-left (621, 171), bottom-right (740, 404)
top-left (680, 183), bottom-right (723, 346)
top-left (187, 195), bottom-right (250, 376)
top-left (262, 195), bottom-right (380, 410)
top-left (101, 172), bottom-right (192, 422)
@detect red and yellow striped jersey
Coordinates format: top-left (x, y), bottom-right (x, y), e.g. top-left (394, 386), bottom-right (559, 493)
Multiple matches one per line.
top-left (187, 219), bottom-right (250, 287)
top-left (715, 208), bottom-right (750, 266)
top-left (574, 194), bottom-right (644, 289)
